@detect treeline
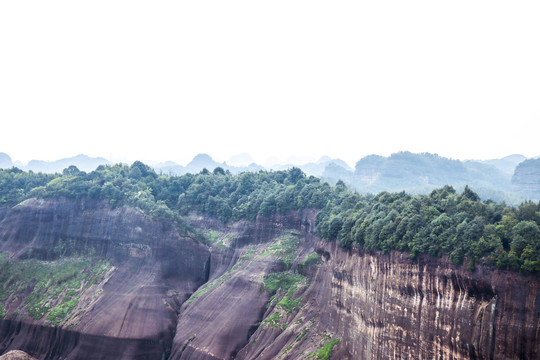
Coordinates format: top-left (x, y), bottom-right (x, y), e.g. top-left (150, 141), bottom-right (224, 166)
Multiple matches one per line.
top-left (0, 163), bottom-right (332, 238)
top-left (0, 163), bottom-right (539, 273)
top-left (316, 185), bottom-right (540, 273)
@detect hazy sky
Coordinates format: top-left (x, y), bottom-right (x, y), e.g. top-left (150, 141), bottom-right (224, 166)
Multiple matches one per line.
top-left (1, 1), bottom-right (539, 167)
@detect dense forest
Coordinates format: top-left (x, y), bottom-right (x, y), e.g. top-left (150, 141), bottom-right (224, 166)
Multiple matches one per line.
top-left (1, 162), bottom-right (539, 274)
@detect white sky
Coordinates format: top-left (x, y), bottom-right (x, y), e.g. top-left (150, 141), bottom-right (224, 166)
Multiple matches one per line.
top-left (1, 1), bottom-right (539, 167)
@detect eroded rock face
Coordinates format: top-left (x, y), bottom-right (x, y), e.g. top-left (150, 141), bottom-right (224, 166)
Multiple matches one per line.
top-left (0, 199), bottom-right (210, 359)
top-left (169, 210), bottom-right (317, 360)
top-left (226, 241), bottom-right (539, 360)
top-left (291, 242), bottom-right (539, 360)
top-left (0, 200), bottom-right (538, 360)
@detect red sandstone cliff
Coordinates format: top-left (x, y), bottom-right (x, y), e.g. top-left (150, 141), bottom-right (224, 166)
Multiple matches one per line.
top-left (0, 199), bottom-right (538, 359)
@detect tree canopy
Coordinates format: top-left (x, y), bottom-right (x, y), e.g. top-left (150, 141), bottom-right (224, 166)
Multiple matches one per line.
top-left (0, 162), bottom-right (539, 274)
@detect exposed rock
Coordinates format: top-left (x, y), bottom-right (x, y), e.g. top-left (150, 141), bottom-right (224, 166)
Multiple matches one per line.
top-left (0, 198), bottom-right (209, 359)
top-left (296, 243), bottom-right (537, 359)
top-left (0, 200), bottom-right (538, 359)
top-left (0, 350), bottom-right (36, 360)
top-left (231, 241), bottom-right (539, 360)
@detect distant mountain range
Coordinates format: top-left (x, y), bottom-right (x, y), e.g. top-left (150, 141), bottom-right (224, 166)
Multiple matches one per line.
top-left (0, 153), bottom-right (111, 173)
top-left (345, 152), bottom-right (518, 201)
top-left (483, 154), bottom-right (527, 175)
top-left (1, 151), bottom-right (539, 203)
top-left (153, 153), bottom-right (264, 176)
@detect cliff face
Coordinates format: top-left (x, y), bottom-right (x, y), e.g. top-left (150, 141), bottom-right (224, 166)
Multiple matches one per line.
top-left (277, 243), bottom-right (539, 360)
top-left (0, 199), bottom-right (539, 359)
top-left (0, 199), bottom-right (210, 359)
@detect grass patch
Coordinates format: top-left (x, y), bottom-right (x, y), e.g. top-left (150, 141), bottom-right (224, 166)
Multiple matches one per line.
top-left (0, 303), bottom-right (5, 318)
top-left (299, 252), bottom-right (322, 270)
top-left (205, 230), bottom-right (236, 250)
top-left (261, 271), bottom-right (306, 334)
top-left (282, 344), bottom-right (293, 356)
top-left (307, 338), bottom-right (340, 360)
top-left (0, 253), bottom-right (110, 323)
top-left (262, 312), bottom-right (281, 328)
top-left (206, 230), bottom-right (221, 243)
top-left (278, 293), bottom-right (301, 313)
top-left (260, 233), bottom-right (299, 269)
top-left (263, 272), bottom-right (303, 293)
top-left (296, 327), bottom-right (308, 343)
top-left (47, 295), bottom-right (80, 326)
top-left (241, 247), bottom-right (257, 261)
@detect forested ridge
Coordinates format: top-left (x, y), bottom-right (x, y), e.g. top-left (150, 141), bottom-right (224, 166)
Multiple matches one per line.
top-left (1, 161), bottom-right (539, 274)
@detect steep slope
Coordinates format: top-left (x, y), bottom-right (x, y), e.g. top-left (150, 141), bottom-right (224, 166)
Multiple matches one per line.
top-left (170, 211), bottom-right (317, 360)
top-left (1, 200), bottom-right (539, 360)
top-left (0, 199), bottom-right (209, 359)
top-left (255, 241), bottom-right (539, 360)
top-left (169, 217), bottom-right (540, 360)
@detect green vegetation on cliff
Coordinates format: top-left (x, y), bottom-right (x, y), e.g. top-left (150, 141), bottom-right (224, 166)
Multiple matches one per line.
top-left (307, 338), bottom-right (340, 360)
top-left (0, 253), bottom-right (110, 324)
top-left (1, 162), bottom-right (539, 274)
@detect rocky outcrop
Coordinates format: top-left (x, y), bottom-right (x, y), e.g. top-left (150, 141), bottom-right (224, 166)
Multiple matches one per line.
top-left (0, 350), bottom-right (36, 360)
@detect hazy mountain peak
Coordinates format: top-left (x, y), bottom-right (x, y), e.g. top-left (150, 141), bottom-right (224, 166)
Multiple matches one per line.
top-left (157, 161), bottom-right (180, 167)
top-left (22, 154), bottom-right (110, 173)
top-left (190, 153), bottom-right (214, 163)
top-left (186, 153), bottom-right (221, 172)
top-left (0, 152), bottom-right (13, 169)
top-left (483, 154), bottom-right (527, 175)
top-left (502, 154), bottom-right (526, 162)
top-left (317, 156), bottom-right (332, 163)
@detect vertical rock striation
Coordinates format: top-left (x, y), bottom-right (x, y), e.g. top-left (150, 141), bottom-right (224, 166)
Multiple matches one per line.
top-left (0, 201), bottom-right (538, 359)
top-left (292, 241), bottom-right (540, 360)
top-left (0, 199), bottom-right (210, 359)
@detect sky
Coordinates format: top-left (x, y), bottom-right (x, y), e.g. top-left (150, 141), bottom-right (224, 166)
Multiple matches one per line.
top-left (1, 1), bottom-right (539, 168)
